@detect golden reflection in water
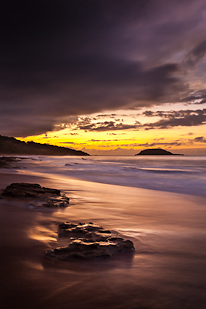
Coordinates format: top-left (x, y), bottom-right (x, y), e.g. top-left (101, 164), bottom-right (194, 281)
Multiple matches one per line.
top-left (24, 261), bottom-right (44, 271)
top-left (42, 281), bottom-right (81, 302)
top-left (28, 225), bottom-right (57, 244)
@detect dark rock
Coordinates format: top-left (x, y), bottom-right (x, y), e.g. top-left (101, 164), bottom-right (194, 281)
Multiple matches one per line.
top-left (58, 222), bottom-right (107, 238)
top-left (136, 148), bottom-right (184, 155)
top-left (0, 156), bottom-right (20, 168)
top-left (98, 230), bottom-right (111, 234)
top-left (45, 222), bottom-right (135, 260)
top-left (41, 195), bottom-right (69, 208)
top-left (2, 183), bottom-right (61, 197)
top-left (59, 222), bottom-right (77, 229)
top-left (1, 183), bottom-right (69, 209)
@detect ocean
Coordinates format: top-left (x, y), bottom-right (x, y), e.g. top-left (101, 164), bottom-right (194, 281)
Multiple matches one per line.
top-left (23, 155), bottom-right (206, 197)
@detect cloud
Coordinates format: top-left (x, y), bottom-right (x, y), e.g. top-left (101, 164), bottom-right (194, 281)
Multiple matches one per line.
top-left (107, 133), bottom-right (118, 135)
top-left (88, 139), bottom-right (119, 142)
top-left (183, 40), bottom-right (206, 69)
top-left (1, 1), bottom-right (206, 136)
top-left (119, 141), bottom-right (183, 147)
top-left (180, 89), bottom-right (206, 104)
top-left (193, 136), bottom-right (206, 142)
top-left (143, 109), bottom-right (206, 129)
top-left (60, 142), bottom-right (75, 144)
top-left (59, 141), bottom-right (86, 145)
top-left (67, 108), bottom-right (206, 133)
top-left (77, 120), bottom-right (140, 132)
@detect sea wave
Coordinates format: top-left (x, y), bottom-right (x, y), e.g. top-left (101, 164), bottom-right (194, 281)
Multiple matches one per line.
top-left (23, 155), bottom-right (206, 197)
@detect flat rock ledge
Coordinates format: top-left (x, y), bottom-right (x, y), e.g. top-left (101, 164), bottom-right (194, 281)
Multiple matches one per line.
top-left (1, 183), bottom-right (69, 208)
top-left (45, 222), bottom-right (135, 260)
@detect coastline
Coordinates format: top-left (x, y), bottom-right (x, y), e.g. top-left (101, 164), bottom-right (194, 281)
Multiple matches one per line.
top-left (1, 161), bottom-right (206, 309)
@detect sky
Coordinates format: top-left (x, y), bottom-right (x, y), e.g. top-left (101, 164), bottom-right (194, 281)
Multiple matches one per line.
top-left (1, 0), bottom-right (206, 155)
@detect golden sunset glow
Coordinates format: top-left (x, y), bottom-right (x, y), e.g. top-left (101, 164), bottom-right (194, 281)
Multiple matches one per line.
top-left (19, 104), bottom-right (206, 155)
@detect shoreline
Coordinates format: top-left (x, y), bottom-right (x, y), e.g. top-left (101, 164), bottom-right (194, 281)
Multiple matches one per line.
top-left (1, 163), bottom-right (206, 308)
top-left (9, 154), bottom-right (206, 198)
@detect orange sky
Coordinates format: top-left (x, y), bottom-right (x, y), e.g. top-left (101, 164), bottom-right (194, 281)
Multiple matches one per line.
top-left (19, 103), bottom-right (206, 155)
top-left (2, 1), bottom-right (206, 156)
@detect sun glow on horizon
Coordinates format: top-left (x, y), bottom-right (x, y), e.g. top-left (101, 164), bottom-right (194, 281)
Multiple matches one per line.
top-left (18, 104), bottom-right (206, 155)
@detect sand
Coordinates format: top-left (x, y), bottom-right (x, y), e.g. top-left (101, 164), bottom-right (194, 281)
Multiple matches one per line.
top-left (0, 167), bottom-right (206, 309)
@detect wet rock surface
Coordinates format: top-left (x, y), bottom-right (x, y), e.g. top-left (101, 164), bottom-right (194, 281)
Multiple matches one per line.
top-left (2, 183), bottom-right (61, 197)
top-left (45, 222), bottom-right (135, 260)
top-left (0, 156), bottom-right (20, 168)
top-left (1, 183), bottom-right (69, 208)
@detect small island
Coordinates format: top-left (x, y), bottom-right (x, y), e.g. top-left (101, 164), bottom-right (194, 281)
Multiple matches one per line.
top-left (135, 148), bottom-right (183, 156)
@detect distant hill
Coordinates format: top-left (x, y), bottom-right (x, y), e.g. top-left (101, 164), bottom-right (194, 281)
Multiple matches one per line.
top-left (135, 148), bottom-right (183, 156)
top-left (0, 135), bottom-right (89, 156)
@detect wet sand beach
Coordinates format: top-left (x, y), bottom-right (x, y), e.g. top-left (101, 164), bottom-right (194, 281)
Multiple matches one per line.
top-left (0, 166), bottom-right (206, 309)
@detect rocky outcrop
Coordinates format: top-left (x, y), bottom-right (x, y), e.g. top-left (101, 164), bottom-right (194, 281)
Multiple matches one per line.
top-left (0, 156), bottom-right (20, 168)
top-left (1, 183), bottom-right (69, 208)
top-left (2, 183), bottom-right (60, 197)
top-left (136, 148), bottom-right (183, 155)
top-left (45, 222), bottom-right (135, 260)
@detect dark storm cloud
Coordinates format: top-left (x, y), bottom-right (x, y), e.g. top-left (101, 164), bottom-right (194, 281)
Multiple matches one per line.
top-left (183, 40), bottom-right (206, 69)
top-left (78, 120), bottom-right (139, 132)
top-left (70, 108), bottom-right (206, 132)
top-left (1, 0), bottom-right (206, 136)
top-left (180, 89), bottom-right (206, 104)
top-left (143, 109), bottom-right (206, 129)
